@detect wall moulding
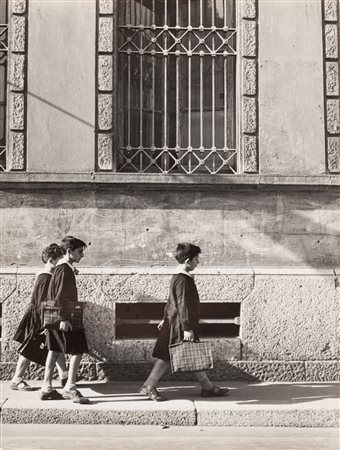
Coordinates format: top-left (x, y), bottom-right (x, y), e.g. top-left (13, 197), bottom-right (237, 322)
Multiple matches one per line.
top-left (323, 0), bottom-right (340, 173)
top-left (7, 0), bottom-right (27, 170)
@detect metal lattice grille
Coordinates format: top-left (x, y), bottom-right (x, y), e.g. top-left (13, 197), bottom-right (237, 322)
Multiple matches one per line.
top-left (0, 1), bottom-right (8, 171)
top-left (117, 0), bottom-right (237, 174)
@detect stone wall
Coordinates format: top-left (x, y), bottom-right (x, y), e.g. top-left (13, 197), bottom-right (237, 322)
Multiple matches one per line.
top-left (1, 268), bottom-right (339, 381)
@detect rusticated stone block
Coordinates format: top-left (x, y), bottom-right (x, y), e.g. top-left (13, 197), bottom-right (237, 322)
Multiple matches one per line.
top-left (0, 363), bottom-right (16, 380)
top-left (242, 20), bottom-right (256, 57)
top-left (99, 0), bottom-right (113, 14)
top-left (10, 93), bottom-right (24, 130)
top-left (9, 54), bottom-right (25, 91)
top-left (8, 131), bottom-right (25, 170)
top-left (325, 24), bottom-right (338, 59)
top-left (242, 97), bottom-right (257, 134)
top-left (98, 134), bottom-right (113, 170)
top-left (97, 362), bottom-right (153, 381)
top-left (98, 17), bottom-right (113, 52)
top-left (98, 55), bottom-right (113, 91)
top-left (326, 62), bottom-right (339, 96)
top-left (242, 0), bottom-right (256, 19)
top-left (327, 99), bottom-right (340, 134)
top-left (243, 135), bottom-right (257, 173)
top-left (98, 94), bottom-right (112, 130)
top-left (328, 137), bottom-right (340, 172)
top-left (78, 363), bottom-right (98, 381)
top-left (305, 361), bottom-right (340, 381)
top-left (242, 59), bottom-right (256, 96)
top-left (10, 16), bottom-right (26, 52)
top-left (12, 0), bottom-right (26, 14)
top-left (324, 0), bottom-right (338, 22)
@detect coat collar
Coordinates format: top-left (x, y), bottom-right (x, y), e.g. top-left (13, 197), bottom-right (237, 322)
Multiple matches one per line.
top-left (56, 259), bottom-right (79, 275)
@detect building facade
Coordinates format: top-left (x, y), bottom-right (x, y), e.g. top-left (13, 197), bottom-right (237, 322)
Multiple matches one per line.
top-left (0, 0), bottom-right (339, 381)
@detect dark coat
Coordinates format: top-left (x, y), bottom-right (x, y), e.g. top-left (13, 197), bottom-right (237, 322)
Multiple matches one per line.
top-left (152, 272), bottom-right (200, 361)
top-left (47, 263), bottom-right (78, 321)
top-left (13, 272), bottom-right (51, 343)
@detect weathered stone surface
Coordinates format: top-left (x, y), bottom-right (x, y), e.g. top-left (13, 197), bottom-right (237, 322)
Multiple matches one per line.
top-left (78, 363), bottom-right (98, 381)
top-left (10, 16), bottom-right (26, 52)
top-left (325, 24), bottom-right (338, 59)
top-left (99, 0), bottom-right (113, 14)
top-left (98, 134), bottom-right (113, 170)
top-left (326, 62), bottom-right (339, 96)
top-left (9, 54), bottom-right (25, 91)
top-left (9, 93), bottom-right (25, 130)
top-left (328, 137), bottom-right (340, 172)
top-left (97, 362), bottom-right (153, 381)
top-left (243, 135), bottom-right (257, 173)
top-left (242, 276), bottom-right (340, 361)
top-left (98, 94), bottom-right (112, 130)
top-left (115, 340), bottom-right (155, 362)
top-left (98, 17), bottom-right (113, 52)
top-left (242, 20), bottom-right (256, 57)
top-left (324, 0), bottom-right (338, 22)
top-left (0, 363), bottom-right (16, 380)
top-left (12, 0), bottom-right (26, 14)
top-left (242, 0), bottom-right (256, 19)
top-left (305, 361), bottom-right (340, 381)
top-left (242, 97), bottom-right (257, 133)
top-left (327, 99), bottom-right (340, 134)
top-left (8, 132), bottom-right (25, 170)
top-left (98, 55), bottom-right (113, 91)
top-left (242, 59), bottom-right (256, 96)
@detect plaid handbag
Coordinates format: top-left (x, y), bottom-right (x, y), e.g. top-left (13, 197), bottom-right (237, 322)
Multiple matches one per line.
top-left (41, 301), bottom-right (84, 330)
top-left (169, 341), bottom-right (214, 373)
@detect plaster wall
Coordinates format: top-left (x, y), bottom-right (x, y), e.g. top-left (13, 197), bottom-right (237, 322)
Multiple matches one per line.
top-left (259, 0), bottom-right (325, 175)
top-left (26, 0), bottom-right (96, 172)
top-left (1, 187), bottom-right (339, 268)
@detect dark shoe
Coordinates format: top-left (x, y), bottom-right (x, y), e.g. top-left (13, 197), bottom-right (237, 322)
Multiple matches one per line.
top-left (62, 389), bottom-right (90, 404)
top-left (139, 385), bottom-right (168, 402)
top-left (10, 380), bottom-right (34, 391)
top-left (200, 386), bottom-right (229, 397)
top-left (40, 389), bottom-right (64, 400)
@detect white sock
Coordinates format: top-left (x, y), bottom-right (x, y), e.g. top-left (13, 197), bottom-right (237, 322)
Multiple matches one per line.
top-left (60, 370), bottom-right (68, 380)
top-left (40, 384), bottom-right (53, 393)
top-left (64, 383), bottom-right (76, 392)
top-left (11, 376), bottom-right (23, 385)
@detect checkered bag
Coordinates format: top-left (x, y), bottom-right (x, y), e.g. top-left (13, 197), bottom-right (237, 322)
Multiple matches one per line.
top-left (41, 302), bottom-right (84, 330)
top-left (169, 341), bottom-right (214, 373)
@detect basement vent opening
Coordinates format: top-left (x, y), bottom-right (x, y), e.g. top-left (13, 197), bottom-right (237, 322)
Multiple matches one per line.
top-left (116, 302), bottom-right (240, 340)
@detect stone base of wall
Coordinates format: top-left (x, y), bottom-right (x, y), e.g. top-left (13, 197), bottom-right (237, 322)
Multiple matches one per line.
top-left (1, 360), bottom-right (339, 382)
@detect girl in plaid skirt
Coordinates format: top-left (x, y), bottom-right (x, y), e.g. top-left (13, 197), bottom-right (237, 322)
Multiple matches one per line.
top-left (140, 243), bottom-right (229, 401)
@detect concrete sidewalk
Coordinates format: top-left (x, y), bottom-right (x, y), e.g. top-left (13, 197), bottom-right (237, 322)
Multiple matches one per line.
top-left (1, 381), bottom-right (339, 427)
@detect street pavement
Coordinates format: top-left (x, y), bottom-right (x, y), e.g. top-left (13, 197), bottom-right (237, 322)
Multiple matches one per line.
top-left (1, 380), bottom-right (339, 428)
top-left (1, 424), bottom-right (340, 450)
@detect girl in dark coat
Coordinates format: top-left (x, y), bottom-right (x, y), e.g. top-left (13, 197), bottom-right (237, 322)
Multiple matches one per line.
top-left (10, 244), bottom-right (67, 392)
top-left (140, 243), bottom-right (229, 401)
top-left (41, 236), bottom-right (89, 404)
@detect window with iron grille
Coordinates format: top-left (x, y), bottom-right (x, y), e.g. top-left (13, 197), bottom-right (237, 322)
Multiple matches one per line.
top-left (117, 0), bottom-right (237, 174)
top-left (0, 1), bottom-right (8, 171)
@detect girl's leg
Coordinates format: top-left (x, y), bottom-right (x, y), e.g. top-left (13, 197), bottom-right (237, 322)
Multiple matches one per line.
top-left (55, 353), bottom-right (68, 384)
top-left (140, 359), bottom-right (169, 401)
top-left (144, 359), bottom-right (170, 388)
top-left (41, 350), bottom-right (60, 392)
top-left (194, 371), bottom-right (214, 390)
top-left (11, 355), bottom-right (31, 387)
top-left (64, 353), bottom-right (82, 392)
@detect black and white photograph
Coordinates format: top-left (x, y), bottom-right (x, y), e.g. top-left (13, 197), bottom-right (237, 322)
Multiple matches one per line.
top-left (0, 0), bottom-right (339, 449)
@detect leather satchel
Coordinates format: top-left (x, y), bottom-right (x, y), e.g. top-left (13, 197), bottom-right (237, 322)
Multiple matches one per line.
top-left (169, 340), bottom-right (214, 373)
top-left (41, 301), bottom-right (84, 330)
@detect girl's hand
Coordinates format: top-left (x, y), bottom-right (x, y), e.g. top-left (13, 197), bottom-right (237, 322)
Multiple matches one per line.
top-left (60, 320), bottom-right (72, 332)
top-left (157, 320), bottom-right (164, 331)
top-left (183, 330), bottom-right (194, 342)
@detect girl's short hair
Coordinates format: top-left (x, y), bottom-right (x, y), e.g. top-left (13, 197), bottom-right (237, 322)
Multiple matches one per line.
top-left (60, 236), bottom-right (87, 254)
top-left (175, 242), bottom-right (201, 263)
top-left (41, 243), bottom-right (63, 263)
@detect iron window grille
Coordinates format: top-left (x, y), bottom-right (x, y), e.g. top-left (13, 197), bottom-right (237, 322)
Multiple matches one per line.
top-left (0, 0), bottom-right (8, 171)
top-left (117, 0), bottom-right (237, 174)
